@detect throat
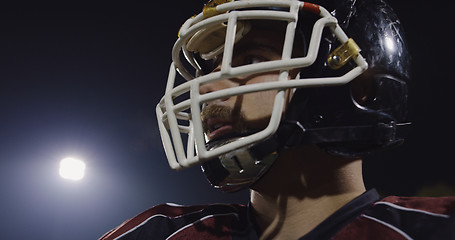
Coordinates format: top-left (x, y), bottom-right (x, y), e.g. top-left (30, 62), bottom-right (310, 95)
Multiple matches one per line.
top-left (250, 191), bottom-right (364, 240)
top-left (248, 145), bottom-right (366, 239)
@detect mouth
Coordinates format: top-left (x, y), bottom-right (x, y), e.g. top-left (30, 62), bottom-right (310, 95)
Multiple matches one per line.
top-left (205, 118), bottom-right (235, 141)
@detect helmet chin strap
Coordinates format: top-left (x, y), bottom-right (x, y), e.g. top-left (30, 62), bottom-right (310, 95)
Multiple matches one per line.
top-left (277, 119), bottom-right (411, 155)
top-left (201, 113), bottom-right (411, 193)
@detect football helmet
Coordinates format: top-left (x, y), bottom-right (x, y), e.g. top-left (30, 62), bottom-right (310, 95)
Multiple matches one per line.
top-left (156, 0), bottom-right (410, 192)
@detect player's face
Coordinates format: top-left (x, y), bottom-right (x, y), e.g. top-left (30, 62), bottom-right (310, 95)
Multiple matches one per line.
top-left (200, 27), bottom-right (292, 141)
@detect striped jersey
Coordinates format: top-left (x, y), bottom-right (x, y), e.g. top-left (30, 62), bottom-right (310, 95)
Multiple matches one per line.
top-left (99, 189), bottom-right (455, 240)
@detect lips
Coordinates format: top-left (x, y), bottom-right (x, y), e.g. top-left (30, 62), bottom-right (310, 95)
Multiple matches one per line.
top-left (205, 118), bottom-right (235, 140)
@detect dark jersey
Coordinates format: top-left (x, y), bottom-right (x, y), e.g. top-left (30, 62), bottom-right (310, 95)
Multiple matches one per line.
top-left (99, 190), bottom-right (455, 240)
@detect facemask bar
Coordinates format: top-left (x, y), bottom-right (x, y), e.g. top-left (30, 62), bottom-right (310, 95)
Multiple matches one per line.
top-left (156, 0), bottom-right (368, 170)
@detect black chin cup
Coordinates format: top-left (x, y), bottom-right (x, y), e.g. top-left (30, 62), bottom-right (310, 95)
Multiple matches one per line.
top-left (201, 135), bottom-right (279, 193)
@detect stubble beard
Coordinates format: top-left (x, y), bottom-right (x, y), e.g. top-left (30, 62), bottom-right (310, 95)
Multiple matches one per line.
top-left (201, 104), bottom-right (248, 139)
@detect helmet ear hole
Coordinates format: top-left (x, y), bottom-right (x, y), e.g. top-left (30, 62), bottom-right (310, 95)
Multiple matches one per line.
top-left (350, 72), bottom-right (375, 107)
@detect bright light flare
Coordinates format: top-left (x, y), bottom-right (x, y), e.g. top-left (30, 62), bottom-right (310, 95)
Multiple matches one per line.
top-left (384, 36), bottom-right (395, 52)
top-left (59, 157), bottom-right (86, 181)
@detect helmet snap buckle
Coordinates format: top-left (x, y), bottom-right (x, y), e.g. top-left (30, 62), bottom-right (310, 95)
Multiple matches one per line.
top-left (203, 0), bottom-right (233, 17)
top-left (327, 38), bottom-right (361, 70)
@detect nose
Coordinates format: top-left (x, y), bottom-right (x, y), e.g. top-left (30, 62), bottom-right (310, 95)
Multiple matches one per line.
top-left (199, 79), bottom-right (236, 102)
top-left (199, 62), bottom-right (246, 103)
top-left (199, 80), bottom-right (234, 104)
top-left (200, 80), bottom-right (224, 94)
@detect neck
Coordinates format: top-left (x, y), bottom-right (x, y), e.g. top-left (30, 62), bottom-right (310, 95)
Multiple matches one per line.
top-left (250, 145), bottom-right (366, 240)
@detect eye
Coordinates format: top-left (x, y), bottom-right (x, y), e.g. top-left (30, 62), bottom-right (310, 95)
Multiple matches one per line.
top-left (245, 56), bottom-right (263, 65)
top-left (232, 55), bottom-right (266, 67)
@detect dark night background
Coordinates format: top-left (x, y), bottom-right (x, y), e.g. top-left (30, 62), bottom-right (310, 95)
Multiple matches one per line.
top-left (0, 1), bottom-right (453, 239)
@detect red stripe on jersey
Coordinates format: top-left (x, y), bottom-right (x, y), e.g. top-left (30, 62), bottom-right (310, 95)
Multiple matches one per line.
top-left (98, 203), bottom-right (211, 240)
top-left (331, 215), bottom-right (408, 240)
top-left (168, 213), bottom-right (236, 240)
top-left (379, 196), bottom-right (455, 215)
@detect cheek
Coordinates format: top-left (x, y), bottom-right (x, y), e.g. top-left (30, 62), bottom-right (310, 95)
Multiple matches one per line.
top-left (242, 90), bottom-right (277, 121)
top-left (240, 73), bottom-right (280, 124)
